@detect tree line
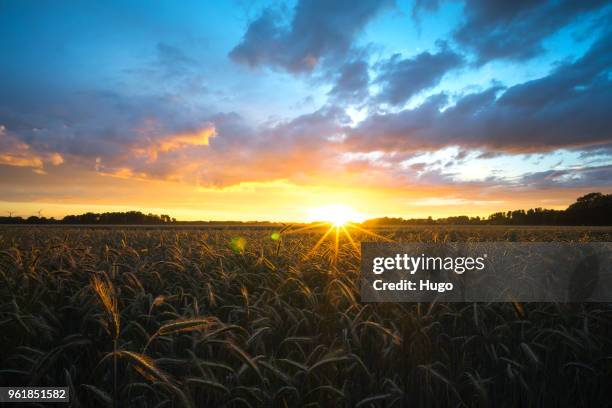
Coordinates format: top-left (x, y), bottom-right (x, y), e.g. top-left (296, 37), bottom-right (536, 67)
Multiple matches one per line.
top-left (1, 192), bottom-right (611, 226)
top-left (364, 192), bottom-right (612, 226)
top-left (0, 211), bottom-right (176, 225)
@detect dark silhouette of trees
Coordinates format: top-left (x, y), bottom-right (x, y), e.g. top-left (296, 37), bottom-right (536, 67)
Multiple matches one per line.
top-left (0, 211), bottom-right (174, 225)
top-left (362, 192), bottom-right (612, 226)
top-left (62, 211), bottom-right (174, 225)
top-left (481, 193), bottom-right (611, 225)
top-left (486, 208), bottom-right (565, 225)
top-left (565, 192), bottom-right (612, 225)
top-left (0, 216), bottom-right (25, 224)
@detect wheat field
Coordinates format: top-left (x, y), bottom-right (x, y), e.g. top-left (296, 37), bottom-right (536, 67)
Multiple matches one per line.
top-left (1, 226), bottom-right (611, 407)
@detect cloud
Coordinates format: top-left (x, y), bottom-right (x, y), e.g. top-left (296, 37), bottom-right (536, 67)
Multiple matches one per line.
top-left (375, 43), bottom-right (464, 105)
top-left (0, 125), bottom-right (63, 172)
top-left (229, 0), bottom-right (393, 73)
top-left (132, 123), bottom-right (216, 162)
top-left (348, 33), bottom-right (612, 152)
top-left (1, 4), bottom-right (609, 195)
top-left (520, 164), bottom-right (612, 188)
top-left (195, 106), bottom-right (350, 185)
top-left (411, 0), bottom-right (441, 21)
top-left (157, 127), bottom-right (215, 152)
top-left (451, 0), bottom-right (608, 62)
top-left (1, 36), bottom-right (352, 186)
top-left (87, 105), bottom-right (350, 186)
top-left (411, 197), bottom-right (502, 206)
top-left (327, 59), bottom-right (370, 104)
top-left (155, 43), bottom-right (197, 79)
top-left (0, 84), bottom-right (218, 164)
top-left (123, 43), bottom-right (209, 96)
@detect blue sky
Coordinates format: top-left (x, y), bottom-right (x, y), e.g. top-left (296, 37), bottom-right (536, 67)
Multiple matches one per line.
top-left (0, 0), bottom-right (611, 220)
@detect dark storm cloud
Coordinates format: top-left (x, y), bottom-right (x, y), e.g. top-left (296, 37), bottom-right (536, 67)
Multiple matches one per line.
top-left (453, 0), bottom-right (609, 62)
top-left (348, 33), bottom-right (612, 152)
top-left (229, 0), bottom-right (394, 72)
top-left (375, 43), bottom-right (464, 105)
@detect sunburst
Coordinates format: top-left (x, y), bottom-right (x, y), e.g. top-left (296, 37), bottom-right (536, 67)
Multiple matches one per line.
top-left (279, 205), bottom-right (392, 262)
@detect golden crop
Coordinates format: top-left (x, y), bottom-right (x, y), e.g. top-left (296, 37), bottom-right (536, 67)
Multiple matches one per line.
top-left (0, 225), bottom-right (611, 407)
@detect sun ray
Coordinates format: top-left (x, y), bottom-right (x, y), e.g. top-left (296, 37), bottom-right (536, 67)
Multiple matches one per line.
top-left (333, 226), bottom-right (340, 263)
top-left (298, 204), bottom-right (392, 259)
top-left (283, 222), bottom-right (328, 235)
top-left (304, 224), bottom-right (336, 259)
top-left (346, 223), bottom-right (393, 242)
top-left (341, 225), bottom-right (359, 252)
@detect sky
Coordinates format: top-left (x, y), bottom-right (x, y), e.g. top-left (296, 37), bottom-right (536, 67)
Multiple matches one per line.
top-left (0, 0), bottom-right (611, 221)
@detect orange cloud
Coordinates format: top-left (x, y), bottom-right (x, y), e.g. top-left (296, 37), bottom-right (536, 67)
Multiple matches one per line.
top-left (158, 127), bottom-right (216, 152)
top-left (133, 124), bottom-right (216, 162)
top-left (0, 125), bottom-right (64, 172)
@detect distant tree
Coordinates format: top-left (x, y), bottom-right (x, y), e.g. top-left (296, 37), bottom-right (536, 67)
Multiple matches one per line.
top-left (61, 211), bottom-right (173, 225)
top-left (0, 216), bottom-right (24, 224)
top-left (27, 216), bottom-right (41, 224)
top-left (565, 192), bottom-right (612, 225)
top-left (488, 212), bottom-right (508, 225)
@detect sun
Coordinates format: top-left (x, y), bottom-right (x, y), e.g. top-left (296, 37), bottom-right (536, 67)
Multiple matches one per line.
top-left (306, 204), bottom-right (364, 227)
top-left (281, 204), bottom-right (390, 262)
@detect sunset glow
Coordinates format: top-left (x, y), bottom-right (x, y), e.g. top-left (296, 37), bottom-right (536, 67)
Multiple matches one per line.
top-left (0, 1), bottom-right (610, 221)
top-left (307, 204), bottom-right (365, 226)
top-left (1, 3), bottom-right (611, 407)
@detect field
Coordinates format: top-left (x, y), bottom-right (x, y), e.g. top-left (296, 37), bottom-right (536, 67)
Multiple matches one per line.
top-left (1, 225), bottom-right (612, 407)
